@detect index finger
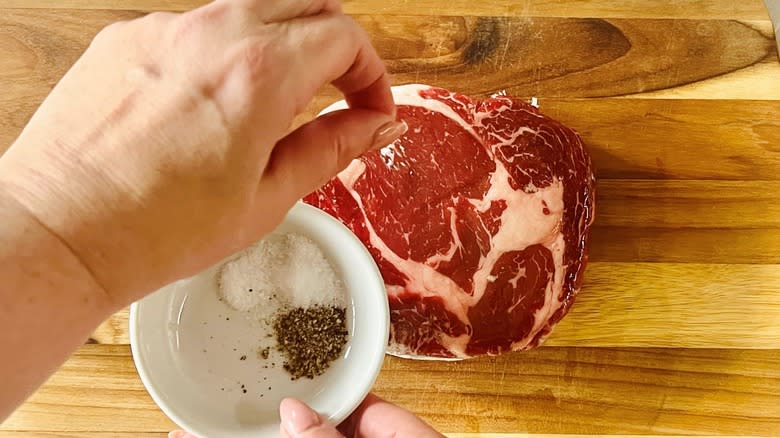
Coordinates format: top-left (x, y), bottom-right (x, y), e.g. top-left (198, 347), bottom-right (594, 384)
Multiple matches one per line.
top-left (279, 13), bottom-right (396, 117)
top-left (221, 0), bottom-right (342, 23)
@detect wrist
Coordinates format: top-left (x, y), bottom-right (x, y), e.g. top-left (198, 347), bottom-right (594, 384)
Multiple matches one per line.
top-left (0, 180), bottom-right (116, 420)
top-left (0, 181), bottom-right (116, 314)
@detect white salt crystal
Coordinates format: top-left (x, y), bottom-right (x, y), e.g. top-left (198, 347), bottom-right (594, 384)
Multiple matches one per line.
top-left (218, 233), bottom-right (346, 321)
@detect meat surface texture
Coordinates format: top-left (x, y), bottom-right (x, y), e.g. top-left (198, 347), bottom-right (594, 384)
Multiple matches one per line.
top-left (304, 84), bottom-right (595, 359)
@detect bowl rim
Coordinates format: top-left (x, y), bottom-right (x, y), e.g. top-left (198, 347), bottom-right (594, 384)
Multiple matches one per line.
top-left (129, 202), bottom-right (390, 437)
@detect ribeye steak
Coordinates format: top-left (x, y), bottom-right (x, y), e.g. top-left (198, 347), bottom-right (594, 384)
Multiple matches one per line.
top-left (304, 85), bottom-right (595, 359)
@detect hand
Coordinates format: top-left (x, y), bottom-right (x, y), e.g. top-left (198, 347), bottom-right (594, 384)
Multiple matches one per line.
top-left (0, 0), bottom-right (404, 307)
top-left (168, 394), bottom-right (444, 438)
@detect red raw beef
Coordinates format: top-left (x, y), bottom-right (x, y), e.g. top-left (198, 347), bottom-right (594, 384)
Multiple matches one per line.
top-left (304, 85), bottom-right (595, 359)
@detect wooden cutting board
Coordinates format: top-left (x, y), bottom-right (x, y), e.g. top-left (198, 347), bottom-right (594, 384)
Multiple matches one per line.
top-left (1, 0), bottom-right (779, 436)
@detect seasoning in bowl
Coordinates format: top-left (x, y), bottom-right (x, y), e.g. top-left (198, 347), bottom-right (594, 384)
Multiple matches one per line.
top-left (217, 232), bottom-right (349, 379)
top-left (274, 305), bottom-right (348, 380)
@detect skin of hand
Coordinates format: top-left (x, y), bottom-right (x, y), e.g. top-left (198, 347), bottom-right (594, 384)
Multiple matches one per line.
top-left (168, 394), bottom-right (444, 438)
top-left (0, 0), bottom-right (404, 307)
top-left (0, 0), bottom-right (407, 421)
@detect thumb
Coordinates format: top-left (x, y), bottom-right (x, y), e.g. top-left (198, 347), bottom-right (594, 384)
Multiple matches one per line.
top-left (279, 398), bottom-right (344, 438)
top-left (263, 108), bottom-right (407, 201)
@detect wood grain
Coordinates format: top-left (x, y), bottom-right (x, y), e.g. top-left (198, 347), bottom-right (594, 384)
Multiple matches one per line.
top-left (625, 61), bottom-right (780, 101)
top-left (379, 17), bottom-right (776, 98)
top-left (0, 0), bottom-right (772, 21)
top-left (589, 227), bottom-right (780, 264)
top-left (0, 10), bottom-right (777, 129)
top-left (91, 261), bottom-right (780, 348)
top-left (549, 263), bottom-right (780, 348)
top-left (1, 346), bottom-right (176, 435)
top-left (1, 11), bottom-right (778, 149)
top-left (594, 180), bottom-right (780, 229)
top-left (289, 17), bottom-right (780, 101)
top-left (376, 347), bottom-right (780, 435)
top-left (3, 12), bottom-right (780, 157)
top-left (542, 99), bottom-right (780, 181)
top-left (2, 345), bottom-right (778, 435)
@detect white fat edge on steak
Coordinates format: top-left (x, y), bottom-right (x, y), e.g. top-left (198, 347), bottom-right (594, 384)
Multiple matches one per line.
top-left (319, 84), bottom-right (567, 357)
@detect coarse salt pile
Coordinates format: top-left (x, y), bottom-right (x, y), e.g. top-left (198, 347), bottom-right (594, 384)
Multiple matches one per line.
top-left (218, 233), bottom-right (347, 321)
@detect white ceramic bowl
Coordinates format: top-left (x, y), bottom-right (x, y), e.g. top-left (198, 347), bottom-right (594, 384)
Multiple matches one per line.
top-left (129, 202), bottom-right (389, 438)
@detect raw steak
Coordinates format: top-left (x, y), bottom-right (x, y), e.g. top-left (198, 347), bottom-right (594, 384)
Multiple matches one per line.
top-left (304, 84), bottom-right (595, 359)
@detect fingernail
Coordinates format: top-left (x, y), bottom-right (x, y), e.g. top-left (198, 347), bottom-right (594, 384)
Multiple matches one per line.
top-left (372, 120), bottom-right (408, 150)
top-left (280, 398), bottom-right (320, 435)
top-left (168, 431), bottom-right (191, 438)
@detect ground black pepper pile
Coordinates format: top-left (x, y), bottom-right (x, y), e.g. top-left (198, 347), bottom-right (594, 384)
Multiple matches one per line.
top-left (273, 305), bottom-right (348, 380)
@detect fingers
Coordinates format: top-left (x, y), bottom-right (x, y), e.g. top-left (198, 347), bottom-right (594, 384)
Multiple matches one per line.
top-left (180, 1), bottom-right (394, 118)
top-left (225, 0), bottom-right (342, 22)
top-left (338, 393), bottom-right (444, 438)
top-left (175, 0), bottom-right (339, 54)
top-left (339, 71), bottom-right (394, 119)
top-left (280, 13), bottom-right (395, 116)
top-left (262, 109), bottom-right (406, 201)
top-left (169, 394), bottom-right (441, 438)
top-left (280, 398), bottom-right (344, 438)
